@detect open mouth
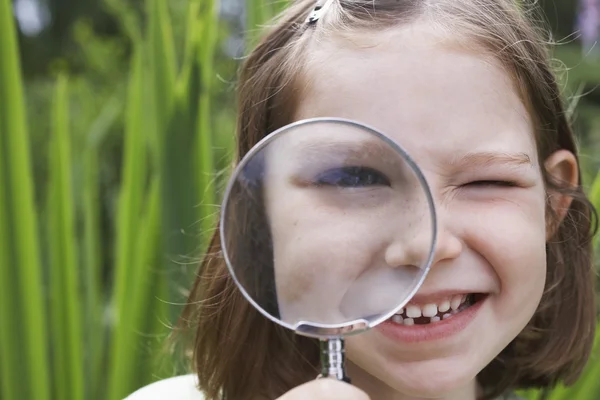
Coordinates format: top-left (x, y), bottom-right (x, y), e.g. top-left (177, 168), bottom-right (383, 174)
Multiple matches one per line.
top-left (390, 293), bottom-right (487, 326)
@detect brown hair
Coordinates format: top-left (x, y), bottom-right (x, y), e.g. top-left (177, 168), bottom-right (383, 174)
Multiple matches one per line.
top-left (178, 1), bottom-right (598, 399)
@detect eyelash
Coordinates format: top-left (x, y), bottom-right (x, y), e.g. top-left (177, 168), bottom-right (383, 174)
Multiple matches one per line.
top-left (313, 166), bottom-right (391, 188)
top-left (465, 180), bottom-right (519, 188)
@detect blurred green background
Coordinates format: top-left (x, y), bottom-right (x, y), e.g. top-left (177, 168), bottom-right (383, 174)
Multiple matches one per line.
top-left (1, 0), bottom-right (600, 399)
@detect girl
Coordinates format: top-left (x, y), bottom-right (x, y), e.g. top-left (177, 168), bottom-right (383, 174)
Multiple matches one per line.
top-left (128, 0), bottom-right (598, 399)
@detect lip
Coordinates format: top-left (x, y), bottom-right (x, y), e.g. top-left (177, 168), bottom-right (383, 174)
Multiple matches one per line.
top-left (376, 295), bottom-right (487, 344)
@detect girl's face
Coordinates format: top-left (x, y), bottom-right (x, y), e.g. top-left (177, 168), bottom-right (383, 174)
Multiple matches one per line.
top-left (265, 23), bottom-right (558, 399)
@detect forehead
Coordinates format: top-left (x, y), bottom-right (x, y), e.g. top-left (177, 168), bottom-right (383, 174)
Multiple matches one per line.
top-left (294, 24), bottom-right (538, 166)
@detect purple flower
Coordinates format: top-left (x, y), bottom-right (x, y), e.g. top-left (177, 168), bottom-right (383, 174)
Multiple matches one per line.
top-left (577, 0), bottom-right (600, 54)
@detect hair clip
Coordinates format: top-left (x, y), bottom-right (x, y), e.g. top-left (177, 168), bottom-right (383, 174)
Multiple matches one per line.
top-left (306, 0), bottom-right (335, 24)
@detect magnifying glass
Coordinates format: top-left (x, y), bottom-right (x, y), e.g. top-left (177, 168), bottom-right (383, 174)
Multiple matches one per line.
top-left (220, 117), bottom-right (437, 383)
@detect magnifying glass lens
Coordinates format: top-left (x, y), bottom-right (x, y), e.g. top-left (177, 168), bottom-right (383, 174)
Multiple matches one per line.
top-left (221, 118), bottom-right (436, 336)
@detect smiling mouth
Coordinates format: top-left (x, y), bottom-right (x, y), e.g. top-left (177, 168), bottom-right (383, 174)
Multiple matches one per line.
top-left (390, 293), bottom-right (488, 326)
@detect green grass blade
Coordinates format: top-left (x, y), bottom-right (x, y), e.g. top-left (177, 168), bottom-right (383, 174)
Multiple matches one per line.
top-left (103, 0), bottom-right (142, 43)
top-left (111, 177), bottom-right (161, 397)
top-left (0, 2), bottom-right (51, 399)
top-left (47, 74), bottom-right (84, 400)
top-left (107, 47), bottom-right (148, 400)
top-left (129, 178), bottom-right (163, 379)
top-left (83, 95), bottom-right (122, 400)
top-left (82, 147), bottom-right (103, 400)
top-left (161, 86), bottom-right (200, 317)
top-left (177, 0), bottom-right (201, 91)
top-left (46, 180), bottom-right (67, 400)
top-left (272, 0), bottom-right (290, 16)
top-left (148, 0), bottom-right (177, 131)
top-left (197, 0), bottom-right (218, 251)
top-left (246, 0), bottom-right (287, 47)
top-left (148, 267), bottom-right (179, 378)
top-left (246, 0), bottom-right (268, 48)
top-left (0, 99), bottom-right (26, 400)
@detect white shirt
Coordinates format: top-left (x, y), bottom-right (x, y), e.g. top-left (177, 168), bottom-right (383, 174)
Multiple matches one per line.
top-left (125, 374), bottom-right (205, 400)
top-left (125, 374), bottom-right (524, 400)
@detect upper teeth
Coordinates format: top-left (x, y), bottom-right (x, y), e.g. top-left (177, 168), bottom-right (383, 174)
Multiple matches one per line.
top-left (397, 294), bottom-right (468, 319)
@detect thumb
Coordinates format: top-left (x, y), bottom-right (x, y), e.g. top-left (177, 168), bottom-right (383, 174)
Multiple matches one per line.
top-left (277, 378), bottom-right (371, 400)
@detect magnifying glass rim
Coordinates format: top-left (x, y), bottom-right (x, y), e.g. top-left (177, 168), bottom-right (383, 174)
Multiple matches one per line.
top-left (219, 117), bottom-right (438, 339)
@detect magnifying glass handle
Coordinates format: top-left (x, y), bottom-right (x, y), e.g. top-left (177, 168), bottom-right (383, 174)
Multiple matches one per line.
top-left (319, 338), bottom-right (351, 383)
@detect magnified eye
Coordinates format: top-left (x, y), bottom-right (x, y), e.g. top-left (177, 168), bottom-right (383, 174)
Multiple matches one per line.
top-left (314, 166), bottom-right (391, 187)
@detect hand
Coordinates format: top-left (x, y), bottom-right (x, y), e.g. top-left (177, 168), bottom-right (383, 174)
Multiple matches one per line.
top-left (276, 378), bottom-right (371, 400)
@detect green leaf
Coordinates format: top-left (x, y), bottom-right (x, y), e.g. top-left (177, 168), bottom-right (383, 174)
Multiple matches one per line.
top-left (0, 1), bottom-right (51, 398)
top-left (47, 73), bottom-right (84, 400)
top-left (107, 48), bottom-right (149, 400)
top-left (246, 0), bottom-right (269, 48)
top-left (148, 0), bottom-right (177, 132)
top-left (197, 0), bottom-right (218, 251)
top-left (82, 95), bottom-right (121, 400)
top-left (0, 90), bottom-right (25, 400)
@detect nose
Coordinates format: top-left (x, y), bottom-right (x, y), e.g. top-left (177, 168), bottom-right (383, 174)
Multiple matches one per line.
top-left (384, 207), bottom-right (462, 269)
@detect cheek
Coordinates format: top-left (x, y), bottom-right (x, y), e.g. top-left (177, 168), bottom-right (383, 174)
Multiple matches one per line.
top-left (268, 193), bottom-right (388, 301)
top-left (460, 192), bottom-right (547, 316)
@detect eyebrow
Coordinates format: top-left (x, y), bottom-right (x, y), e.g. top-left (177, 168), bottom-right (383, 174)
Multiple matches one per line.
top-left (296, 139), bottom-right (400, 163)
top-left (450, 151), bottom-right (533, 169)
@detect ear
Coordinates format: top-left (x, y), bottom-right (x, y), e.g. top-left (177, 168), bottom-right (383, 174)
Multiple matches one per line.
top-left (544, 149), bottom-right (578, 240)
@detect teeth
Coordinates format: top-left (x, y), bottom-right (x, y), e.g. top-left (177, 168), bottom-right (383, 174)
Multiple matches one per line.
top-left (422, 304), bottom-right (437, 318)
top-left (450, 295), bottom-right (463, 310)
top-left (406, 305), bottom-right (422, 318)
top-left (391, 294), bottom-right (477, 325)
top-left (438, 300), bottom-right (450, 313)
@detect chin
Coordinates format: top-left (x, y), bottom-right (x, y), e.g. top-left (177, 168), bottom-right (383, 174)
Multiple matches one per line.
top-left (347, 355), bottom-right (481, 398)
top-left (393, 364), bottom-right (478, 397)
top-left (391, 372), bottom-right (475, 398)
